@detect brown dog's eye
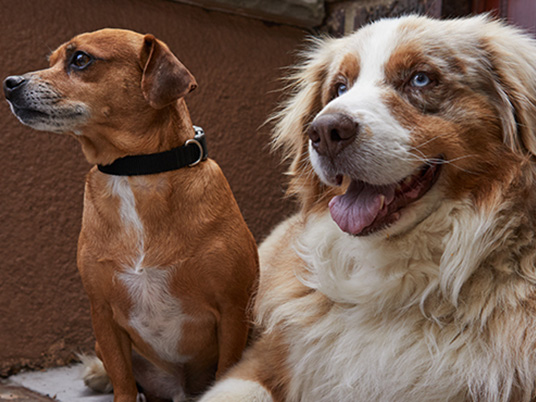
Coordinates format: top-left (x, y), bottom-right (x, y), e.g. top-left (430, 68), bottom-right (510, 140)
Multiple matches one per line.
top-left (70, 51), bottom-right (93, 70)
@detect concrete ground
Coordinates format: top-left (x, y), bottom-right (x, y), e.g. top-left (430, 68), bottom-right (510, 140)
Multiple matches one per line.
top-left (0, 364), bottom-right (112, 402)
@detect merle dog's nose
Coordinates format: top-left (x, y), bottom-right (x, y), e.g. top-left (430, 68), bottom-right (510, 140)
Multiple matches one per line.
top-left (3, 75), bottom-right (27, 99)
top-left (308, 113), bottom-right (358, 158)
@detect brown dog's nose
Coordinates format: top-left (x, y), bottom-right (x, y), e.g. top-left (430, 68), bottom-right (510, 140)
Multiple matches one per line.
top-left (3, 75), bottom-right (26, 100)
top-left (308, 113), bottom-right (358, 157)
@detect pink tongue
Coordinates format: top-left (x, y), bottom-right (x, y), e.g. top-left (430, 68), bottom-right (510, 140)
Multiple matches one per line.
top-left (329, 181), bottom-right (394, 235)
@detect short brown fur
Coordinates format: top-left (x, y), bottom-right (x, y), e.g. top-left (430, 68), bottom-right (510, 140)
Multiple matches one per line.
top-left (5, 29), bottom-right (258, 402)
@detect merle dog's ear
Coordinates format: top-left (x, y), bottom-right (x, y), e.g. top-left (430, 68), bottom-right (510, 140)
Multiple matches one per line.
top-left (270, 37), bottom-right (338, 210)
top-left (140, 34), bottom-right (197, 109)
top-left (480, 19), bottom-right (536, 156)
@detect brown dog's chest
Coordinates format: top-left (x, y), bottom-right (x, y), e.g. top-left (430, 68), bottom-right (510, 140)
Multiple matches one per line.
top-left (117, 266), bottom-right (190, 364)
top-left (81, 173), bottom-right (219, 366)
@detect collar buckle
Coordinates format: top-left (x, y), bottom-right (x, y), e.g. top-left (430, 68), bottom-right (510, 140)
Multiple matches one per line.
top-left (188, 125), bottom-right (208, 167)
top-left (185, 138), bottom-right (204, 167)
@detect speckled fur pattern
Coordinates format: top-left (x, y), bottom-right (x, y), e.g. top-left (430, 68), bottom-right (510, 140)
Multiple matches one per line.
top-left (199, 15), bottom-right (536, 402)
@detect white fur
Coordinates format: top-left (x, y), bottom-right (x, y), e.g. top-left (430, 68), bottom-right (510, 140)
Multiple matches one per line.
top-left (108, 176), bottom-right (146, 271)
top-left (79, 354), bottom-right (112, 393)
top-left (108, 176), bottom-right (189, 365)
top-left (310, 18), bottom-right (416, 186)
top-left (119, 267), bottom-right (189, 364)
top-left (265, 199), bottom-right (532, 402)
top-left (199, 379), bottom-right (273, 402)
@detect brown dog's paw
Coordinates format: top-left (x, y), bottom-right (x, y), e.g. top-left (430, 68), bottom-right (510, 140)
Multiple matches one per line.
top-left (78, 354), bottom-right (113, 393)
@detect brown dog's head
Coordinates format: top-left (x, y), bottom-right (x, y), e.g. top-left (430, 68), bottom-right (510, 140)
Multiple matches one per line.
top-left (272, 15), bottom-right (536, 237)
top-left (3, 29), bottom-right (197, 164)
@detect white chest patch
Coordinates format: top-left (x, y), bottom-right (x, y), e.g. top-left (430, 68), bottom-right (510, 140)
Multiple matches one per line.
top-left (108, 176), bottom-right (188, 364)
top-left (108, 176), bottom-right (145, 270)
top-left (119, 267), bottom-right (189, 364)
top-left (281, 206), bottom-right (512, 401)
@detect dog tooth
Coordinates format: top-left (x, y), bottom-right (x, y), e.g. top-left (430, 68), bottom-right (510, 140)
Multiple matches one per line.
top-left (379, 195), bottom-right (386, 209)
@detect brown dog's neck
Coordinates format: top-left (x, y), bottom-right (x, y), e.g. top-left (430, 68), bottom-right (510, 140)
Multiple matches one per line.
top-left (76, 99), bottom-right (196, 166)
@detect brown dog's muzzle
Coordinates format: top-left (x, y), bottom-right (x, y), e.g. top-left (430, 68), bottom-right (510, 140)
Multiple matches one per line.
top-left (3, 73), bottom-right (88, 133)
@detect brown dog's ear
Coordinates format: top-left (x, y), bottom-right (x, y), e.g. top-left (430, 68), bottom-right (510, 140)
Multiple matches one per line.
top-left (141, 34), bottom-right (197, 109)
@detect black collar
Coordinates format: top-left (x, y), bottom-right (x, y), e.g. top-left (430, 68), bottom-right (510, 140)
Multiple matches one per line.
top-left (97, 126), bottom-right (208, 176)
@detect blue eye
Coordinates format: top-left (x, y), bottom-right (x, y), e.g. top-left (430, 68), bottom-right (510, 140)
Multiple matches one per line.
top-left (410, 72), bottom-right (431, 88)
top-left (336, 83), bottom-right (348, 97)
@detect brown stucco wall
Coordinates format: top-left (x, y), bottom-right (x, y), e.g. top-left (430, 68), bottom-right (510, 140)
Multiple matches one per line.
top-left (0, 0), bottom-right (303, 375)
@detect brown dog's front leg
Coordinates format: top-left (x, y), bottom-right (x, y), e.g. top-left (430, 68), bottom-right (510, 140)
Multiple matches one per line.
top-left (91, 301), bottom-right (138, 402)
top-left (215, 307), bottom-right (250, 379)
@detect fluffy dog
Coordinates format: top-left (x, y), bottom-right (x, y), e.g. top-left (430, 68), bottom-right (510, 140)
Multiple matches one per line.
top-left (199, 15), bottom-right (536, 402)
top-left (4, 29), bottom-right (259, 402)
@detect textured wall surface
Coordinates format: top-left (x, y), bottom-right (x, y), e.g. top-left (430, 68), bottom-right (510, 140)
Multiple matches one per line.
top-left (324, 0), bottom-right (442, 36)
top-left (175, 0), bottom-right (325, 27)
top-left (0, 0), bottom-right (303, 375)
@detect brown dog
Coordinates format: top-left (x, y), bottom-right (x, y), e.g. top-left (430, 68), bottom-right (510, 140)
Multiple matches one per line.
top-left (3, 29), bottom-right (259, 402)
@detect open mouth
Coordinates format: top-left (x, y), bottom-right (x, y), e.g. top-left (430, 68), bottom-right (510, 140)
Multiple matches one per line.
top-left (329, 158), bottom-right (442, 236)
